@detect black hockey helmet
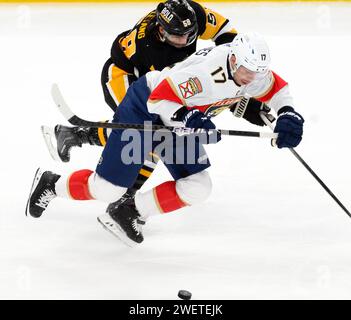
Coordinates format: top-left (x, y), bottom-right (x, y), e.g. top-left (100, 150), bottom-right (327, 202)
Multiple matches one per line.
top-left (156, 0), bottom-right (198, 46)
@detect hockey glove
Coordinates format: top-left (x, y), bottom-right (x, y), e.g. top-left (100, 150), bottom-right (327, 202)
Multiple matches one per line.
top-left (274, 106), bottom-right (304, 149)
top-left (231, 97), bottom-right (271, 126)
top-left (182, 108), bottom-right (221, 144)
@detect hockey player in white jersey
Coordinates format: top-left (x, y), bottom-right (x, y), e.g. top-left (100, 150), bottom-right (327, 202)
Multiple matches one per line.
top-left (26, 33), bottom-right (304, 246)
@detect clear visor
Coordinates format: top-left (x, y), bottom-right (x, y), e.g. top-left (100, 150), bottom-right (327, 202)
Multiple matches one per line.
top-left (163, 28), bottom-right (197, 48)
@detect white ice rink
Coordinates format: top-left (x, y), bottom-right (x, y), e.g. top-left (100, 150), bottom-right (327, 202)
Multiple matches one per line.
top-left (1, 2), bottom-right (351, 299)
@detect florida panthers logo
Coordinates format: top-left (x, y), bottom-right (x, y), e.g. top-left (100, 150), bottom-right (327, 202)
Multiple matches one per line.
top-left (203, 97), bottom-right (241, 117)
top-left (178, 77), bottom-right (203, 99)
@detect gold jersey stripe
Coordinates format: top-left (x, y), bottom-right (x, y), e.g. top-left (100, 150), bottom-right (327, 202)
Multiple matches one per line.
top-left (149, 152), bottom-right (160, 160)
top-left (98, 127), bottom-right (107, 146)
top-left (228, 28), bottom-right (238, 35)
top-left (166, 77), bottom-right (186, 105)
top-left (254, 71), bottom-right (275, 100)
top-left (147, 98), bottom-right (161, 104)
top-left (199, 7), bottom-right (229, 40)
top-left (109, 65), bottom-right (130, 104)
top-left (139, 168), bottom-right (152, 178)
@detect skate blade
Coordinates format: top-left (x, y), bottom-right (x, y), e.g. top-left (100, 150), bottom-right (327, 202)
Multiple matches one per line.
top-left (41, 125), bottom-right (61, 162)
top-left (97, 214), bottom-right (139, 248)
top-left (25, 168), bottom-right (43, 217)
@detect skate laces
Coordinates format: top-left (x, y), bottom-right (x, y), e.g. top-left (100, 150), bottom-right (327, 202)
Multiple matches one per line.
top-left (35, 189), bottom-right (56, 209)
top-left (131, 216), bottom-right (142, 235)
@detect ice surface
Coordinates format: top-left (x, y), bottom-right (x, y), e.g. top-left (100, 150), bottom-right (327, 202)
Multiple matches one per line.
top-left (1, 2), bottom-right (351, 299)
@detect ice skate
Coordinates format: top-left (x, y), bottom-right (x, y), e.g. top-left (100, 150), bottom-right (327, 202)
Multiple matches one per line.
top-left (25, 168), bottom-right (60, 218)
top-left (97, 198), bottom-right (144, 247)
top-left (41, 125), bottom-right (98, 163)
top-left (105, 190), bottom-right (146, 226)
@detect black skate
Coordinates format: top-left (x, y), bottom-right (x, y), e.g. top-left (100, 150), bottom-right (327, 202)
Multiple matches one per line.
top-left (41, 125), bottom-right (102, 163)
top-left (97, 198), bottom-right (144, 246)
top-left (105, 189), bottom-right (146, 226)
top-left (55, 125), bottom-right (91, 162)
top-left (54, 125), bottom-right (78, 162)
top-left (25, 168), bottom-right (60, 218)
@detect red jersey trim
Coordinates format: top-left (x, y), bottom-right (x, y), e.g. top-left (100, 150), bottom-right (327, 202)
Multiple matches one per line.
top-left (148, 78), bottom-right (184, 105)
top-left (256, 71), bottom-right (288, 103)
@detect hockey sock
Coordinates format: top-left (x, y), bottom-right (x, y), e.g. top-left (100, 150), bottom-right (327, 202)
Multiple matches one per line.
top-left (131, 154), bottom-right (158, 191)
top-left (135, 181), bottom-right (188, 219)
top-left (56, 169), bottom-right (95, 200)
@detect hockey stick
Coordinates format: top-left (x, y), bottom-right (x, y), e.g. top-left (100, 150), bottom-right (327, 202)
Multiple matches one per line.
top-left (260, 112), bottom-right (351, 218)
top-left (51, 83), bottom-right (277, 139)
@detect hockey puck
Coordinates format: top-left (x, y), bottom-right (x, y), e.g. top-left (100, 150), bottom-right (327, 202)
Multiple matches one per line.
top-left (178, 290), bottom-right (192, 300)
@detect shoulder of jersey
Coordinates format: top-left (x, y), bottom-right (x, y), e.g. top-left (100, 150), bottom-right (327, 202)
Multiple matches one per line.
top-left (199, 44), bottom-right (231, 65)
top-left (135, 10), bottom-right (157, 42)
top-left (187, 0), bottom-right (207, 33)
top-left (170, 46), bottom-right (231, 91)
top-left (169, 45), bottom-right (228, 78)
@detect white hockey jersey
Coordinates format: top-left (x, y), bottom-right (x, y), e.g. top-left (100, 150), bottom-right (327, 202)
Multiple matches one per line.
top-left (146, 44), bottom-right (295, 126)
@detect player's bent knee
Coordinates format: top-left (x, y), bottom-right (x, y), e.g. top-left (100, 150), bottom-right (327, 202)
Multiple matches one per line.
top-left (176, 171), bottom-right (212, 205)
top-left (88, 173), bottom-right (127, 203)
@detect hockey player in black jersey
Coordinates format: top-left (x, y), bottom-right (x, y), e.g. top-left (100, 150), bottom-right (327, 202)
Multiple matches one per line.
top-left (43, 0), bottom-right (237, 195)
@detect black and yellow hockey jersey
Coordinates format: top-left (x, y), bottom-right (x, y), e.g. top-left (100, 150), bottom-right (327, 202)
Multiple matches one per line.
top-left (110, 0), bottom-right (237, 78)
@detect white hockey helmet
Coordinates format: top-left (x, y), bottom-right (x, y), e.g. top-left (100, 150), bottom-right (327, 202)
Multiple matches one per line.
top-left (229, 32), bottom-right (271, 74)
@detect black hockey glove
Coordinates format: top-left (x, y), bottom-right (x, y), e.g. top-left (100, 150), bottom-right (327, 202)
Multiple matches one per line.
top-left (174, 107), bottom-right (221, 144)
top-left (274, 106), bottom-right (304, 149)
top-left (230, 97), bottom-right (271, 126)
